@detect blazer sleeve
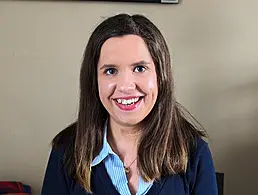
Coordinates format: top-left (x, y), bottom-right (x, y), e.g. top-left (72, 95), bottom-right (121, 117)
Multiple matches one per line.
top-left (191, 142), bottom-right (218, 195)
top-left (41, 147), bottom-right (72, 195)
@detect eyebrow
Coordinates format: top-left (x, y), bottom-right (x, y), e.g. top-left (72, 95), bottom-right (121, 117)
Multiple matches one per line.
top-left (99, 64), bottom-right (116, 70)
top-left (99, 60), bottom-right (151, 70)
top-left (131, 60), bottom-right (151, 67)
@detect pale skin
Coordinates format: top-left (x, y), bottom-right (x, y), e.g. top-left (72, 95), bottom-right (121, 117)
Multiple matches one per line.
top-left (107, 121), bottom-right (140, 195)
top-left (97, 35), bottom-right (158, 195)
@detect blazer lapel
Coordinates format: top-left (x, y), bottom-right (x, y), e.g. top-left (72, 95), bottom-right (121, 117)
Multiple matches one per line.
top-left (146, 177), bottom-right (168, 195)
top-left (91, 162), bottom-right (120, 195)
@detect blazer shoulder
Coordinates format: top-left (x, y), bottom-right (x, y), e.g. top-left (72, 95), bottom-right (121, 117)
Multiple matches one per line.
top-left (52, 122), bottom-right (77, 150)
top-left (195, 136), bottom-right (208, 154)
top-left (50, 122), bottom-right (77, 177)
top-left (187, 136), bottom-right (214, 172)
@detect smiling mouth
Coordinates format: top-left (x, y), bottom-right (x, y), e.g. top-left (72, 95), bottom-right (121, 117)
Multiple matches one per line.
top-left (114, 96), bottom-right (143, 106)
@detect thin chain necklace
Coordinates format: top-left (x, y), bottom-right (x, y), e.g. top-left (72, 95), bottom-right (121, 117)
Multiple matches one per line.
top-left (123, 157), bottom-right (137, 174)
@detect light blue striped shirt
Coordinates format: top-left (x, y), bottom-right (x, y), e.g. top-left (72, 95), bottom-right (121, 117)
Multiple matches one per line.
top-left (91, 124), bottom-right (153, 195)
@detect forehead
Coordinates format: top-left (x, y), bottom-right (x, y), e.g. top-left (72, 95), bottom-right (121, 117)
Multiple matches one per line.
top-left (98, 35), bottom-right (153, 65)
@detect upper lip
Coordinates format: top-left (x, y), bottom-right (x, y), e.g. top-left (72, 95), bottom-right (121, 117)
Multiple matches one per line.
top-left (112, 96), bottom-right (143, 100)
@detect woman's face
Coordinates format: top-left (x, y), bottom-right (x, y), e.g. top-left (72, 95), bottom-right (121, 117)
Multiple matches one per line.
top-left (97, 35), bottom-right (158, 127)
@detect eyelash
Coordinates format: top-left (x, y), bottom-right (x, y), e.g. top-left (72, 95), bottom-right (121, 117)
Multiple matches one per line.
top-left (104, 66), bottom-right (147, 75)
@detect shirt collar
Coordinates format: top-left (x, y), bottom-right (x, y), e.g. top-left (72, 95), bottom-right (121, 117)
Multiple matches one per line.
top-left (91, 121), bottom-right (115, 167)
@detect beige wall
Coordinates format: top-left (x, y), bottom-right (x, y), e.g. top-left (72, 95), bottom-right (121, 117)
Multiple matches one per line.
top-left (0, 0), bottom-right (258, 194)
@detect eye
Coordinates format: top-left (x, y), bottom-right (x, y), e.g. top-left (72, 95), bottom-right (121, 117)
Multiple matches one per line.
top-left (104, 68), bottom-right (117, 75)
top-left (134, 66), bottom-right (146, 73)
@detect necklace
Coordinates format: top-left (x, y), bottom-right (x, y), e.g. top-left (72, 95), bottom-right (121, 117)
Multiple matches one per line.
top-left (123, 157), bottom-right (137, 174)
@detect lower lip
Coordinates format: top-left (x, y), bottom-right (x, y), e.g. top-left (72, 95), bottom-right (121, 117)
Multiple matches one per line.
top-left (114, 98), bottom-right (142, 111)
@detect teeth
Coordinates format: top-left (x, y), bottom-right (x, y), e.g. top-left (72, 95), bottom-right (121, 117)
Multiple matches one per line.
top-left (116, 97), bottom-right (141, 105)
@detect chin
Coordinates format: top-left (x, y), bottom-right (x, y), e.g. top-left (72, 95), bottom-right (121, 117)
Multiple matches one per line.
top-left (116, 116), bottom-right (144, 127)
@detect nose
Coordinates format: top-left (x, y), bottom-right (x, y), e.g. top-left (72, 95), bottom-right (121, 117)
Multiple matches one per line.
top-left (116, 72), bottom-right (136, 94)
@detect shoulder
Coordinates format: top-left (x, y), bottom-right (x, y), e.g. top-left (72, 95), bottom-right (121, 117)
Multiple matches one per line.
top-left (185, 136), bottom-right (217, 193)
top-left (42, 123), bottom-right (78, 194)
top-left (188, 136), bottom-right (212, 168)
top-left (51, 122), bottom-right (77, 176)
top-left (190, 136), bottom-right (209, 157)
top-left (52, 122), bottom-right (77, 149)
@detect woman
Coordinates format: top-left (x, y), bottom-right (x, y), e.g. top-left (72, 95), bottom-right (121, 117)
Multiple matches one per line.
top-left (42, 13), bottom-right (218, 195)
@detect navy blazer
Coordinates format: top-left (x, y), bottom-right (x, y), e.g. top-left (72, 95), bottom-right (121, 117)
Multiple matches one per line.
top-left (42, 136), bottom-right (218, 195)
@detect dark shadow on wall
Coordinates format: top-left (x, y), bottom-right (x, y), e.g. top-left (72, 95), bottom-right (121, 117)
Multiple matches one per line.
top-left (221, 140), bottom-right (258, 195)
top-left (208, 80), bottom-right (258, 195)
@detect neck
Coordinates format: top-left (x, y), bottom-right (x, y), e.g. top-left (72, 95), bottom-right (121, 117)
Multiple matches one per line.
top-left (107, 119), bottom-right (141, 162)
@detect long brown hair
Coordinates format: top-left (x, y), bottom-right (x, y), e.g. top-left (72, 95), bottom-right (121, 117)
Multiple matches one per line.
top-left (52, 13), bottom-right (206, 192)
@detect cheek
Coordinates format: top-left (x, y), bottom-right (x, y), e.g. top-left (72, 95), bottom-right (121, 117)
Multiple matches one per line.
top-left (98, 79), bottom-right (116, 101)
top-left (146, 73), bottom-right (158, 95)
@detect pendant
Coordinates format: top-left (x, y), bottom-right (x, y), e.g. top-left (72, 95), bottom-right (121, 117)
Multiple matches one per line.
top-left (124, 166), bottom-right (130, 173)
